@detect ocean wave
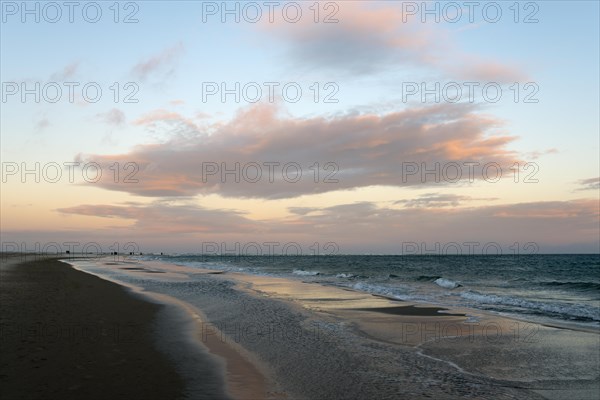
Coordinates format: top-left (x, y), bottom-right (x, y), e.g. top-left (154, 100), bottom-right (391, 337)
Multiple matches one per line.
top-left (336, 273), bottom-right (355, 278)
top-left (293, 270), bottom-right (320, 276)
top-left (461, 291), bottom-right (600, 321)
top-left (434, 278), bottom-right (461, 289)
top-left (351, 282), bottom-right (413, 300)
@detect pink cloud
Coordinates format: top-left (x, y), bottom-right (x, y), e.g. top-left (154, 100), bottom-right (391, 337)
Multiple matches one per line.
top-left (57, 202), bottom-right (256, 234)
top-left (75, 102), bottom-right (521, 199)
top-left (134, 109), bottom-right (195, 126)
top-left (53, 199), bottom-right (600, 253)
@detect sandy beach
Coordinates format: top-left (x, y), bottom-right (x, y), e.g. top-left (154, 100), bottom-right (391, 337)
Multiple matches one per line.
top-left (3, 2), bottom-right (599, 398)
top-left (2, 255), bottom-right (598, 399)
top-left (0, 255), bottom-right (228, 400)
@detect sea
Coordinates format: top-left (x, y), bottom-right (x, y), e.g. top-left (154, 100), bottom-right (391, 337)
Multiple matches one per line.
top-left (138, 254), bottom-right (600, 330)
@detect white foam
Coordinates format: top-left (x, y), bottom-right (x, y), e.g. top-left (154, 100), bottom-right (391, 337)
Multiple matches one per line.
top-left (349, 281), bottom-right (425, 302)
top-left (460, 291), bottom-right (600, 321)
top-left (293, 269), bottom-right (320, 276)
top-left (434, 278), bottom-right (460, 289)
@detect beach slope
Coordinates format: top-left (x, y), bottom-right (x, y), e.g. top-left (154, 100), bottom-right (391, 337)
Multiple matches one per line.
top-left (0, 255), bottom-right (188, 399)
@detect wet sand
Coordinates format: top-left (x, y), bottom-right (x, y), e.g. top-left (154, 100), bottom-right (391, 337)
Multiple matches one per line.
top-left (224, 269), bottom-right (599, 397)
top-left (66, 258), bottom-right (272, 400)
top-left (70, 258), bottom-right (590, 399)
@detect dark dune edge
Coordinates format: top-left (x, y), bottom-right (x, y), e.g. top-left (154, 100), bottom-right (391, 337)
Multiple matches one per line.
top-left (0, 256), bottom-right (192, 400)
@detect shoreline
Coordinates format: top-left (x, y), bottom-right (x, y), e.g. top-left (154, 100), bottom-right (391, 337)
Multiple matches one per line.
top-left (5, 254), bottom-right (599, 399)
top-left (64, 258), bottom-right (274, 400)
top-left (67, 256), bottom-right (600, 399)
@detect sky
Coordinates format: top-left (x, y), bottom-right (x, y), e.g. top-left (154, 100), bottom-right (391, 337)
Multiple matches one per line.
top-left (1, 0), bottom-right (599, 255)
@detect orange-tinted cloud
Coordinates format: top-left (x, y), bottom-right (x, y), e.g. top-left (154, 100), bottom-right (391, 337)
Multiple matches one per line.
top-left (57, 202), bottom-right (257, 234)
top-left (76, 102), bottom-right (520, 199)
top-left (393, 193), bottom-right (497, 208)
top-left (51, 199), bottom-right (600, 253)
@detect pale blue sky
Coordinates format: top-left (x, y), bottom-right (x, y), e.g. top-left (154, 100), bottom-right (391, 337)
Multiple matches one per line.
top-left (2, 1), bottom-right (598, 162)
